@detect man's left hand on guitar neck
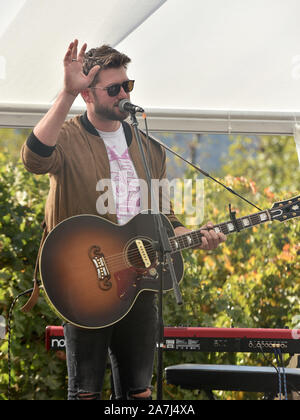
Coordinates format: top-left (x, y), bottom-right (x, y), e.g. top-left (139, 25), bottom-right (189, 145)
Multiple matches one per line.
top-left (174, 222), bottom-right (227, 251)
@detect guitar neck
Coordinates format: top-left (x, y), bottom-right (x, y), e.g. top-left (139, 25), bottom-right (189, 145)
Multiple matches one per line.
top-left (169, 209), bottom-right (272, 253)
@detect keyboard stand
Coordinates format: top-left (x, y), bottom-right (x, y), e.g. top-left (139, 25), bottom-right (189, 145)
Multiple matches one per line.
top-left (165, 364), bottom-right (300, 399)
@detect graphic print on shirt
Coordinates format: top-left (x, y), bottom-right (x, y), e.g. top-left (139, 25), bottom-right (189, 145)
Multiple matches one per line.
top-left (105, 144), bottom-right (141, 225)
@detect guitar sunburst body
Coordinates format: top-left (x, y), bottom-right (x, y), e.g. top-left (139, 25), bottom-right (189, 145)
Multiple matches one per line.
top-left (40, 212), bottom-right (184, 329)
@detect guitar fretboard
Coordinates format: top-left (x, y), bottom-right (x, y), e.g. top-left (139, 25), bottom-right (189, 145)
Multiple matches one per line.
top-left (169, 210), bottom-right (272, 253)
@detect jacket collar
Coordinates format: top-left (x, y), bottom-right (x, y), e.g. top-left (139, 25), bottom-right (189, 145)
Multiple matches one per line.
top-left (80, 112), bottom-right (132, 147)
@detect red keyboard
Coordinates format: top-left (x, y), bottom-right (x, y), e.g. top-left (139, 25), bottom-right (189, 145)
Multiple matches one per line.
top-left (46, 326), bottom-right (300, 353)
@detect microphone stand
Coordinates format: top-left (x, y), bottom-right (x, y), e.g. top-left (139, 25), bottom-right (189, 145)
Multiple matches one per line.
top-left (129, 110), bottom-right (182, 401)
top-left (129, 106), bottom-right (262, 401)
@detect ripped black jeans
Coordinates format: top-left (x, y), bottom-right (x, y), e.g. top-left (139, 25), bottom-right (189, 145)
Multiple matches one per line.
top-left (64, 292), bottom-right (158, 400)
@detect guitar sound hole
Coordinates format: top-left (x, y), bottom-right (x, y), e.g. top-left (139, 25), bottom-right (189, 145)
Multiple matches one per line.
top-left (126, 239), bottom-right (156, 269)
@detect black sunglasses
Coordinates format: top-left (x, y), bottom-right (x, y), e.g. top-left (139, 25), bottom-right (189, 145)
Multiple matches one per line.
top-left (91, 80), bottom-right (135, 97)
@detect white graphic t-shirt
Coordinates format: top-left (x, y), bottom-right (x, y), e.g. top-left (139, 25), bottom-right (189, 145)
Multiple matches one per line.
top-left (97, 125), bottom-right (141, 225)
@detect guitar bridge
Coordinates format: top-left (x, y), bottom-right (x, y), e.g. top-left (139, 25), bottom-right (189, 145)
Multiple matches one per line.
top-left (89, 246), bottom-right (112, 291)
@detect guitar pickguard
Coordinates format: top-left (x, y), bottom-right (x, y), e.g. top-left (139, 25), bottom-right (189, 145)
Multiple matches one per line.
top-left (114, 267), bottom-right (138, 301)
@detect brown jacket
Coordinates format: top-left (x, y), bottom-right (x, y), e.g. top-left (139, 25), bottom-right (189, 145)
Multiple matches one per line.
top-left (21, 113), bottom-right (182, 232)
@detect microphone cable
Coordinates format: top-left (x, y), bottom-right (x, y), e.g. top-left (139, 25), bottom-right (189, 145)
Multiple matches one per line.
top-left (274, 348), bottom-right (288, 400)
top-left (258, 342), bottom-right (288, 400)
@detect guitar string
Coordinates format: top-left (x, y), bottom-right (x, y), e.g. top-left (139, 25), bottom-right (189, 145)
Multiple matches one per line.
top-left (103, 212), bottom-right (266, 263)
top-left (104, 223), bottom-right (217, 264)
top-left (103, 213), bottom-right (266, 265)
top-left (97, 226), bottom-right (269, 272)
top-left (100, 213), bottom-right (267, 270)
top-left (103, 231), bottom-right (203, 265)
top-left (90, 205), bottom-right (300, 271)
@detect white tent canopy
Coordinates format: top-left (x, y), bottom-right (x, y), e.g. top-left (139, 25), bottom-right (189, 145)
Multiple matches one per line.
top-left (1, 0), bottom-right (300, 133)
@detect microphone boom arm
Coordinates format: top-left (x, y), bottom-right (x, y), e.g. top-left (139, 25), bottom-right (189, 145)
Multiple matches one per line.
top-left (139, 127), bottom-right (262, 212)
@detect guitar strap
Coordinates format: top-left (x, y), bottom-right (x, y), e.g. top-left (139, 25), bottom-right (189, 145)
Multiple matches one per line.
top-left (21, 222), bottom-right (47, 313)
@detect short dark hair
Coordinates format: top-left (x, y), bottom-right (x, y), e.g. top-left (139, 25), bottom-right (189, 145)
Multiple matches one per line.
top-left (83, 45), bottom-right (131, 86)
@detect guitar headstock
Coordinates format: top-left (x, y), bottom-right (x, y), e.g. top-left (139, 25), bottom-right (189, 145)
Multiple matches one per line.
top-left (270, 195), bottom-right (300, 222)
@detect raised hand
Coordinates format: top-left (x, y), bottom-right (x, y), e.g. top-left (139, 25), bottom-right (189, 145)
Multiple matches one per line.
top-left (63, 39), bottom-right (100, 97)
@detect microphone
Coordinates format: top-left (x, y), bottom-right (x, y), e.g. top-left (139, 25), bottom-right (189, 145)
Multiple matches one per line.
top-left (118, 99), bottom-right (144, 114)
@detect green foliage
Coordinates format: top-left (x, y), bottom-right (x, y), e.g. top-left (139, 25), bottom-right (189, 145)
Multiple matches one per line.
top-left (0, 130), bottom-right (299, 400)
top-left (0, 128), bottom-right (30, 163)
top-left (162, 135), bottom-right (300, 400)
top-left (0, 146), bottom-right (69, 400)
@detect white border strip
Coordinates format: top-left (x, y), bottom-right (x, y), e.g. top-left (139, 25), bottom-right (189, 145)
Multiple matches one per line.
top-left (0, 103), bottom-right (300, 134)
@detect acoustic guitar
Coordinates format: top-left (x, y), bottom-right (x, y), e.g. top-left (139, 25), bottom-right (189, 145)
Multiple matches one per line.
top-left (40, 196), bottom-right (300, 329)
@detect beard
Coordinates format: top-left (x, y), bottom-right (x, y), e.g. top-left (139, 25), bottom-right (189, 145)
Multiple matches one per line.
top-left (93, 97), bottom-right (129, 122)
